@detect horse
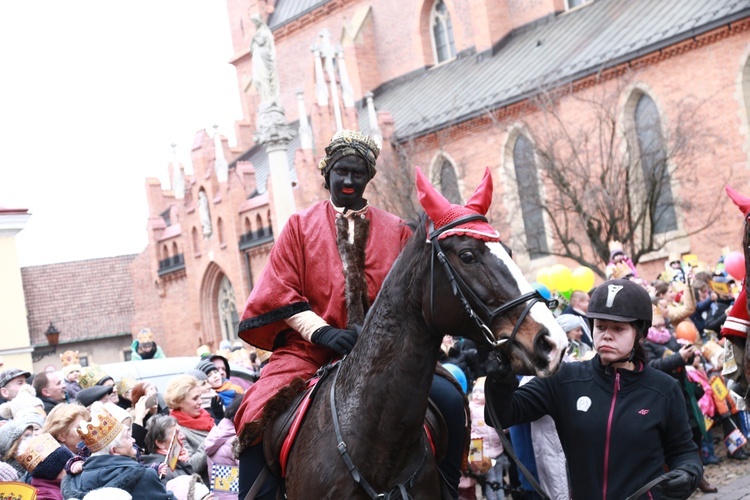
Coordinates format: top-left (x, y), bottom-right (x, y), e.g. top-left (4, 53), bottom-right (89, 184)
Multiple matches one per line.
top-left (273, 168), bottom-right (568, 498)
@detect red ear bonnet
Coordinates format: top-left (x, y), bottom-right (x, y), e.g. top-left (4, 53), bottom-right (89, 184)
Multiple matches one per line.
top-left (415, 167), bottom-right (500, 241)
top-left (726, 185), bottom-right (750, 218)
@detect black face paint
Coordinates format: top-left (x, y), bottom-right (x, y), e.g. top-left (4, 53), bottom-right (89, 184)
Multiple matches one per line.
top-left (328, 155), bottom-right (370, 211)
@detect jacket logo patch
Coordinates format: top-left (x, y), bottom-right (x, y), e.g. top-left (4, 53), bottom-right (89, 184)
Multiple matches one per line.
top-left (606, 285), bottom-right (624, 307)
top-left (576, 396), bottom-right (592, 412)
top-left (638, 408), bottom-right (650, 415)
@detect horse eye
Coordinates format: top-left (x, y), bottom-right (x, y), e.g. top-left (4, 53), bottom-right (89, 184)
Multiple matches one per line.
top-left (458, 250), bottom-right (476, 263)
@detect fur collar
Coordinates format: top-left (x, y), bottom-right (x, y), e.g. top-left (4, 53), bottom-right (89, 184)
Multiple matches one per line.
top-left (336, 215), bottom-right (370, 328)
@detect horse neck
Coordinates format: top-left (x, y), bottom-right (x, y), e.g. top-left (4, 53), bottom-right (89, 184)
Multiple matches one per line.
top-left (336, 246), bottom-right (441, 439)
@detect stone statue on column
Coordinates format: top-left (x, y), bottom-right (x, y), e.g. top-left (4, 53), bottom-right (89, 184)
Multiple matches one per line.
top-left (246, 14), bottom-right (280, 108)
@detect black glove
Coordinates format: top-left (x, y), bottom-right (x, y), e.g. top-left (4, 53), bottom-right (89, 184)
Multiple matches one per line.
top-left (311, 326), bottom-right (360, 355)
top-left (484, 354), bottom-right (517, 387)
top-left (210, 395), bottom-right (225, 420)
top-left (659, 468), bottom-right (697, 500)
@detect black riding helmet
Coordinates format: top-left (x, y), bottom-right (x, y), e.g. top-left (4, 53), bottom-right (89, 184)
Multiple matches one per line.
top-left (587, 279), bottom-right (652, 335)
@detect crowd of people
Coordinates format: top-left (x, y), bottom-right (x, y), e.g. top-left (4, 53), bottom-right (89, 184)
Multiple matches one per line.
top-left (4, 129), bottom-right (750, 500)
top-left (0, 341), bottom-right (271, 500)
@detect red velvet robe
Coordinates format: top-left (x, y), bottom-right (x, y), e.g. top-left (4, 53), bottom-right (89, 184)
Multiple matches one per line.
top-left (234, 201), bottom-right (412, 434)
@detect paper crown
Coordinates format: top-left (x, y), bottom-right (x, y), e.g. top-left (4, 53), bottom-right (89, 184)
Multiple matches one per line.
top-left (60, 350), bottom-right (80, 367)
top-left (17, 433), bottom-right (62, 473)
top-left (610, 261), bottom-right (635, 279)
top-left (78, 365), bottom-right (111, 390)
top-left (415, 167), bottom-right (499, 242)
top-left (137, 328), bottom-right (154, 344)
top-left (115, 377), bottom-right (136, 397)
top-left (77, 402), bottom-right (124, 453)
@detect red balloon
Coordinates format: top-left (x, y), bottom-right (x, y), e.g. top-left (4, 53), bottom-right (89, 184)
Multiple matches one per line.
top-left (724, 251), bottom-right (746, 281)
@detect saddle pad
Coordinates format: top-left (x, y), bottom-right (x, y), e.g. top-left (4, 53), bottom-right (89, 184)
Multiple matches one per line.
top-left (211, 464), bottom-right (240, 492)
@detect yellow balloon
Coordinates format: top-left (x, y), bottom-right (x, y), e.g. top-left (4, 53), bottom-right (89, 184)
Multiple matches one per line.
top-left (536, 267), bottom-right (553, 289)
top-left (550, 264), bottom-right (572, 292)
top-left (571, 266), bottom-right (595, 292)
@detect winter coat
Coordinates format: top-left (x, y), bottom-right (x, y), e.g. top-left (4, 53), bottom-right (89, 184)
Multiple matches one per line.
top-left (61, 454), bottom-right (176, 500)
top-left (178, 423), bottom-right (210, 484)
top-left (141, 452), bottom-right (194, 484)
top-left (204, 418), bottom-right (239, 499)
top-left (486, 355), bottom-right (702, 499)
top-left (30, 477), bottom-right (63, 500)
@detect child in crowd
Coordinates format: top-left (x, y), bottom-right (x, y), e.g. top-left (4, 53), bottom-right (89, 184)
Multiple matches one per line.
top-left (18, 432), bottom-right (74, 499)
top-left (195, 360), bottom-right (244, 408)
top-left (205, 395), bottom-right (243, 499)
top-left (60, 350), bottom-right (83, 403)
top-left (467, 377), bottom-right (506, 500)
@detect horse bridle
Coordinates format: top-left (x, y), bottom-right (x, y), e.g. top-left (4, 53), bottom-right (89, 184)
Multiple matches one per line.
top-left (427, 214), bottom-right (557, 357)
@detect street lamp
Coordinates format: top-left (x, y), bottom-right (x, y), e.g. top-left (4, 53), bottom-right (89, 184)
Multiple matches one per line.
top-left (32, 322), bottom-right (61, 362)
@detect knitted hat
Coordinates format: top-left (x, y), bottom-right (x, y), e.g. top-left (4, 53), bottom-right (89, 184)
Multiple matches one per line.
top-left (195, 359), bottom-right (218, 376)
top-left (0, 391), bottom-right (44, 420)
top-left (17, 432), bottom-right (73, 479)
top-left (0, 368), bottom-right (30, 388)
top-left (77, 402), bottom-right (124, 453)
top-left (556, 314), bottom-right (585, 333)
top-left (60, 350), bottom-right (82, 377)
top-left (137, 328), bottom-right (155, 344)
top-left (79, 365), bottom-right (112, 389)
top-left (82, 488), bottom-right (133, 500)
top-left (76, 385), bottom-right (114, 408)
top-left (0, 461), bottom-right (19, 481)
top-left (166, 473), bottom-right (211, 500)
top-left (0, 421), bottom-right (25, 457)
top-left (415, 167), bottom-right (500, 242)
top-left (186, 369), bottom-right (208, 382)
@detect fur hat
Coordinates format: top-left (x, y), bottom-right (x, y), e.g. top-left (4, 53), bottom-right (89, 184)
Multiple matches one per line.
top-left (166, 473), bottom-right (211, 500)
top-left (77, 402), bottom-right (124, 453)
top-left (17, 432), bottom-right (73, 479)
top-left (78, 365), bottom-right (112, 389)
top-left (0, 461), bottom-right (19, 481)
top-left (76, 385), bottom-right (114, 408)
top-left (82, 488), bottom-right (133, 500)
top-left (0, 391), bottom-right (44, 420)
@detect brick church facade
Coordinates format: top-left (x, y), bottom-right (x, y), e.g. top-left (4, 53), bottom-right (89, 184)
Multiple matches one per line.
top-left (130, 0), bottom-right (750, 356)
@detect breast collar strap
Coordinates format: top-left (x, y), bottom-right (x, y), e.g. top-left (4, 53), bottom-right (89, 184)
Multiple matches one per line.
top-left (427, 215), bottom-right (557, 353)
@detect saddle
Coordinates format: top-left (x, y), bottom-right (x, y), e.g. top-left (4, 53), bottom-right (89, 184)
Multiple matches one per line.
top-left (262, 363), bottom-right (450, 480)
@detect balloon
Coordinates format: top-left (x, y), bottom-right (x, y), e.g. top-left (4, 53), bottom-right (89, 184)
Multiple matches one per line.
top-left (571, 266), bottom-right (596, 292)
top-left (442, 363), bottom-right (468, 393)
top-left (549, 264), bottom-right (572, 292)
top-left (724, 251), bottom-right (746, 281)
top-left (675, 321), bottom-right (699, 344)
top-left (532, 282), bottom-right (552, 300)
top-left (560, 289), bottom-right (573, 301)
top-left (536, 267), bottom-right (553, 289)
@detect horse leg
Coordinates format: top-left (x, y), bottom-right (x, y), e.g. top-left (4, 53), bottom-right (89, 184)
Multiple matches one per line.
top-left (430, 373), bottom-right (468, 499)
top-left (238, 442), bottom-right (278, 500)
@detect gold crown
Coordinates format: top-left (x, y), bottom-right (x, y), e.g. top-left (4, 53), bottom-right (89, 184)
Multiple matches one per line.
top-left (77, 402), bottom-right (124, 453)
top-left (611, 261), bottom-right (634, 279)
top-left (78, 365), bottom-right (110, 389)
top-left (59, 350), bottom-right (80, 367)
top-left (17, 433), bottom-right (61, 472)
top-left (137, 328), bottom-right (154, 343)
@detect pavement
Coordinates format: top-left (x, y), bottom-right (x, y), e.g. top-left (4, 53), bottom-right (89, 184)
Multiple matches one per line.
top-left (694, 472), bottom-right (750, 499)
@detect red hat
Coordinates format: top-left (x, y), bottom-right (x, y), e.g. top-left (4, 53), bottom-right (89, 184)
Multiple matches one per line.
top-left (721, 286), bottom-right (749, 339)
top-left (415, 167), bottom-right (500, 242)
top-left (726, 185), bottom-right (750, 218)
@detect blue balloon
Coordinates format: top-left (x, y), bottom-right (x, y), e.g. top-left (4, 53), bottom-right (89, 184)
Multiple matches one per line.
top-left (532, 282), bottom-right (552, 300)
top-left (442, 363), bottom-right (468, 393)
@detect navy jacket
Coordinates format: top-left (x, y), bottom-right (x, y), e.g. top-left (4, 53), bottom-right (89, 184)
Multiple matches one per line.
top-left (486, 355), bottom-right (702, 499)
top-left (61, 454), bottom-right (176, 500)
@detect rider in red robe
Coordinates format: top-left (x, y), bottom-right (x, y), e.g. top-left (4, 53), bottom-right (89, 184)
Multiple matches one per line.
top-left (234, 131), bottom-right (416, 498)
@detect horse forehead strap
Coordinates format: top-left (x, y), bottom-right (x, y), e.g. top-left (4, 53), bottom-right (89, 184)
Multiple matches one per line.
top-left (415, 166), bottom-right (500, 242)
top-left (726, 185), bottom-right (750, 218)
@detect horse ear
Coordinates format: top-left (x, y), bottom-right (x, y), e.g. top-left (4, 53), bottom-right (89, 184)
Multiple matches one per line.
top-left (464, 167), bottom-right (493, 216)
top-left (726, 185), bottom-right (750, 217)
top-left (415, 167), bottom-right (451, 221)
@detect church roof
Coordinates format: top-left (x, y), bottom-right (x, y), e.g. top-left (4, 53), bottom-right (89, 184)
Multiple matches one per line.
top-left (268, 0), bottom-right (329, 30)
top-left (366, 0), bottom-right (750, 141)
top-left (21, 255), bottom-right (137, 346)
top-left (228, 129), bottom-right (301, 196)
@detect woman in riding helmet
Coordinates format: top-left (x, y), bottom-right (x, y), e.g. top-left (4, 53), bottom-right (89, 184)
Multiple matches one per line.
top-left (484, 279), bottom-right (703, 499)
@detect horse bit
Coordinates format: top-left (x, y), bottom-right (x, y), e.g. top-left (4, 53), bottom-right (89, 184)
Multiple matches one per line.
top-left (428, 214), bottom-right (557, 358)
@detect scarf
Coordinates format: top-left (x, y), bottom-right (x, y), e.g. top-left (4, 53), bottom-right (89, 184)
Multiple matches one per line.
top-left (171, 408), bottom-right (215, 432)
top-left (646, 326), bottom-right (671, 344)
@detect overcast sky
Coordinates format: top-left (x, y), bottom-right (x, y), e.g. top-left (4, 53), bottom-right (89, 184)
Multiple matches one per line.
top-left (0, 1), bottom-right (243, 267)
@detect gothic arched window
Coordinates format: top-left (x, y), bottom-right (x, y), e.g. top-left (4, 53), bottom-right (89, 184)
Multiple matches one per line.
top-left (218, 276), bottom-right (239, 342)
top-left (439, 158), bottom-right (461, 204)
top-left (431, 1), bottom-right (456, 64)
top-left (513, 135), bottom-right (548, 259)
top-left (634, 94), bottom-right (677, 234)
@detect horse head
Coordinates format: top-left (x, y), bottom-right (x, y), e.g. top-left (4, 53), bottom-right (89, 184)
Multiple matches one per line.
top-left (416, 167), bottom-right (568, 377)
